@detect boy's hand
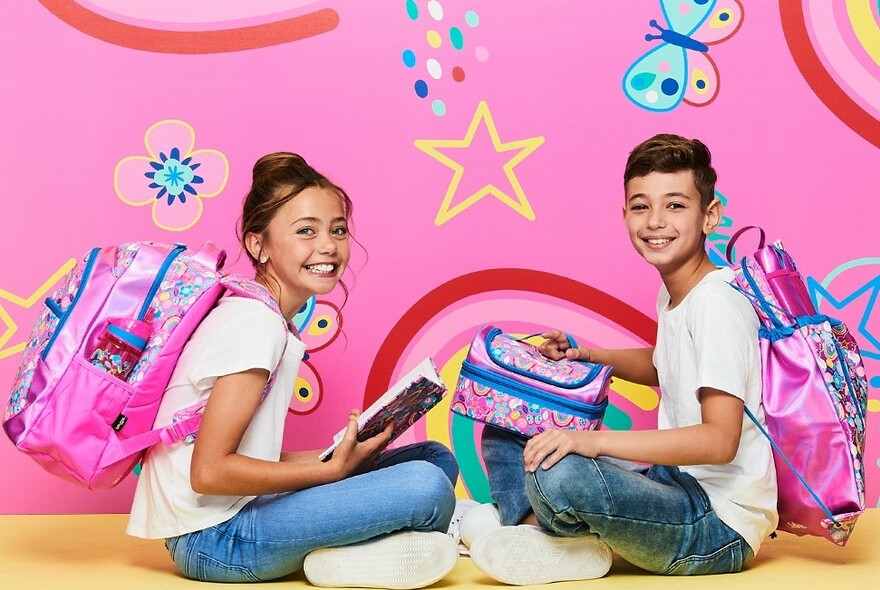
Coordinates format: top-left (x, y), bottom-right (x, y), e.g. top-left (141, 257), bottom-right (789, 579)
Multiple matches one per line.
top-left (538, 330), bottom-right (589, 361)
top-left (523, 429), bottom-right (599, 472)
top-left (328, 410), bottom-right (393, 478)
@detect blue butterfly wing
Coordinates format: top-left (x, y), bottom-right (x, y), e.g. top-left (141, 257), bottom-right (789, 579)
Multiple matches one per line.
top-left (623, 43), bottom-right (688, 112)
top-left (660, 0), bottom-right (716, 35)
top-left (706, 190), bottom-right (733, 265)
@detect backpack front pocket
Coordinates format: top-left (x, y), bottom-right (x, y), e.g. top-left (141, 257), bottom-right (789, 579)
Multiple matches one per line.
top-left (12, 356), bottom-right (135, 487)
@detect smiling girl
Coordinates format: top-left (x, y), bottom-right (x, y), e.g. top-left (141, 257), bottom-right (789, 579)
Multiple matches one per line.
top-left (127, 152), bottom-right (459, 588)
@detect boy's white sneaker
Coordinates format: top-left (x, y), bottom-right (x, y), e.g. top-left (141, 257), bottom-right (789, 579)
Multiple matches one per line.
top-left (303, 530), bottom-right (458, 589)
top-left (458, 502), bottom-right (502, 550)
top-left (470, 525), bottom-right (612, 585)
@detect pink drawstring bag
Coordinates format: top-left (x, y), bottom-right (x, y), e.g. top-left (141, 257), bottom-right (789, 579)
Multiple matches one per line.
top-left (728, 227), bottom-right (869, 546)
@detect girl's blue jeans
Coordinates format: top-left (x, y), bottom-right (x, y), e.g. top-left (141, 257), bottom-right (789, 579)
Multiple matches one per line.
top-left (482, 427), bottom-right (754, 575)
top-left (165, 441), bottom-right (458, 582)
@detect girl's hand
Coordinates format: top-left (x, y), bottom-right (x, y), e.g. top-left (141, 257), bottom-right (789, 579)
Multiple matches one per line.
top-left (328, 410), bottom-right (393, 478)
top-left (523, 430), bottom-right (599, 472)
top-left (538, 330), bottom-right (589, 362)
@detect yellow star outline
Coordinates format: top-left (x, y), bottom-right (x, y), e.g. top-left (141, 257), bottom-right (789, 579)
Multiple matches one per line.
top-left (0, 258), bottom-right (76, 360)
top-left (415, 101), bottom-right (545, 226)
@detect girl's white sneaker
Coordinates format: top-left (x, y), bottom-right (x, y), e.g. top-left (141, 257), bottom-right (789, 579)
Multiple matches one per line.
top-left (304, 530), bottom-right (458, 589)
top-left (470, 525), bottom-right (612, 585)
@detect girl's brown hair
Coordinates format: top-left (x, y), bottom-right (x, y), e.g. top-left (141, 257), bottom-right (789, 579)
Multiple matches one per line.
top-left (237, 151), bottom-right (353, 266)
top-left (237, 152), bottom-right (356, 299)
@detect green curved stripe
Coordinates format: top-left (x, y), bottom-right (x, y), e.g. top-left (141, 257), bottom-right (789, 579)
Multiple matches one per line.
top-left (451, 414), bottom-right (493, 503)
top-left (603, 403), bottom-right (633, 430)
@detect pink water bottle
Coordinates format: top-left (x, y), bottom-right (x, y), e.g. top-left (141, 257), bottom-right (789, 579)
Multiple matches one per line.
top-left (89, 318), bottom-right (152, 381)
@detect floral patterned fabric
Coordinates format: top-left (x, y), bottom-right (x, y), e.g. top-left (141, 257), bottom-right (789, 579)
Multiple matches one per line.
top-left (451, 326), bottom-right (611, 438)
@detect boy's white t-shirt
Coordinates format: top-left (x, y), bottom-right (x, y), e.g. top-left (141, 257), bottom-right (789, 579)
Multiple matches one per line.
top-left (653, 267), bottom-right (778, 554)
top-left (127, 296), bottom-right (306, 539)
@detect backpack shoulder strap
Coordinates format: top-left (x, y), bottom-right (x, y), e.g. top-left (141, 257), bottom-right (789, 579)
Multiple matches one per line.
top-left (111, 275), bottom-right (294, 458)
top-left (219, 273), bottom-right (293, 394)
top-left (219, 274), bottom-right (283, 318)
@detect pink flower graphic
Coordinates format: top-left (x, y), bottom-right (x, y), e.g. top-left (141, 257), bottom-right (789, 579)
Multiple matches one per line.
top-left (114, 119), bottom-right (229, 231)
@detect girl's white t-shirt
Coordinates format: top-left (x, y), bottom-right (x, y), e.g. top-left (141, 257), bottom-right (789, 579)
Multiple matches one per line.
top-left (127, 296), bottom-right (305, 539)
top-left (653, 267), bottom-right (778, 554)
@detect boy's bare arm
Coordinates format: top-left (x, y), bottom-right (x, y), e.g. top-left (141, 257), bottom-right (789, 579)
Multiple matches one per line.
top-left (586, 347), bottom-right (658, 387)
top-left (538, 330), bottom-right (658, 386)
top-left (523, 388), bottom-right (744, 470)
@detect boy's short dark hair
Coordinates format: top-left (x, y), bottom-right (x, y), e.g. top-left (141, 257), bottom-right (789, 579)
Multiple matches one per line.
top-left (623, 134), bottom-right (717, 208)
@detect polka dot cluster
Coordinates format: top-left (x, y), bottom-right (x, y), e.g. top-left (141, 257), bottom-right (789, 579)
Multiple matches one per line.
top-left (401, 0), bottom-right (485, 116)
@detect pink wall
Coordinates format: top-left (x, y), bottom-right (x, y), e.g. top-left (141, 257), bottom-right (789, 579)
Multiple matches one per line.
top-left (1, 1), bottom-right (877, 514)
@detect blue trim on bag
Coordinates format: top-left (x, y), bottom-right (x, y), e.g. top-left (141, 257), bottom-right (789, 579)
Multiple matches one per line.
top-left (42, 247), bottom-right (100, 360)
top-left (832, 338), bottom-right (865, 422)
top-left (42, 244), bottom-right (187, 359)
top-left (460, 360), bottom-right (608, 419)
top-left (744, 406), bottom-right (839, 526)
top-left (758, 325), bottom-right (794, 343)
top-left (484, 327), bottom-right (603, 389)
top-left (758, 315), bottom-right (831, 343)
top-left (138, 244), bottom-right (186, 320)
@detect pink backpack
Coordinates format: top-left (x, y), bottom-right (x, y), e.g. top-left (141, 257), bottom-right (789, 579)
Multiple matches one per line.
top-left (727, 227), bottom-right (869, 546)
top-left (3, 241), bottom-right (287, 490)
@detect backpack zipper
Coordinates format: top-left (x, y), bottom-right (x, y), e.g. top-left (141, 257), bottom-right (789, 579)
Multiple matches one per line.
top-left (41, 244), bottom-right (188, 359)
top-left (459, 360), bottom-right (608, 418)
top-left (42, 247), bottom-right (101, 360)
top-left (137, 243), bottom-right (187, 320)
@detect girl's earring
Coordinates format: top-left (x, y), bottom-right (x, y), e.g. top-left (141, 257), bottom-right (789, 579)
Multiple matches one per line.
top-left (259, 255), bottom-right (268, 264)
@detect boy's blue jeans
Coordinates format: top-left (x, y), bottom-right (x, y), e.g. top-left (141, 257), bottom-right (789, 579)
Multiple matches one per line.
top-left (165, 441), bottom-right (458, 582)
top-left (482, 427), bottom-right (754, 576)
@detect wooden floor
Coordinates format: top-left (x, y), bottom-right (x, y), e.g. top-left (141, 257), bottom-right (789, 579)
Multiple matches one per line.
top-left (1, 509), bottom-right (876, 589)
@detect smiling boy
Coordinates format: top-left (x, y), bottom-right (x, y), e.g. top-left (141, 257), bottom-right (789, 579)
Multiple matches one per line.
top-left (467, 134), bottom-right (778, 584)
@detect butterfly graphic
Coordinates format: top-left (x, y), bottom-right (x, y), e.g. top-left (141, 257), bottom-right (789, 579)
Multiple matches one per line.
top-left (704, 190), bottom-right (736, 267)
top-left (289, 296), bottom-right (343, 415)
top-left (623, 0), bottom-right (744, 112)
